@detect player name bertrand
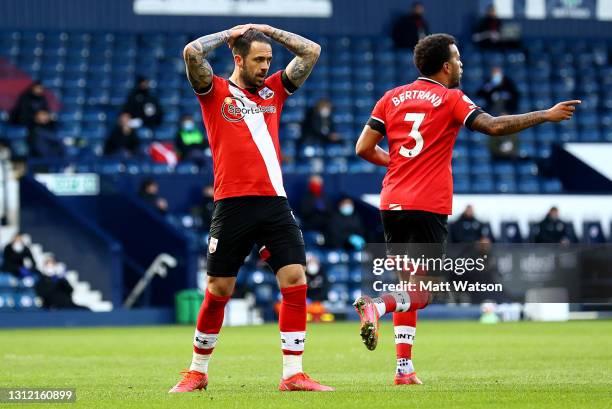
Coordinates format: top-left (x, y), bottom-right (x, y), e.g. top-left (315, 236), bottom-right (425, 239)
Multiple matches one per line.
top-left (391, 89), bottom-right (443, 107)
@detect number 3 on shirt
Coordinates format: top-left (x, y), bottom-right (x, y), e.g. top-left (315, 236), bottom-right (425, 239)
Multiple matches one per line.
top-left (399, 113), bottom-right (425, 158)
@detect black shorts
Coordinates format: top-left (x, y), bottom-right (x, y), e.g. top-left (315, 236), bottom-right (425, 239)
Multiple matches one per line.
top-left (206, 196), bottom-right (306, 277)
top-left (381, 210), bottom-right (448, 244)
top-left (380, 210), bottom-right (448, 258)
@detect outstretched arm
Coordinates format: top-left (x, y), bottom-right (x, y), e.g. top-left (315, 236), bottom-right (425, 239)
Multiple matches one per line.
top-left (471, 100), bottom-right (581, 136)
top-left (252, 24), bottom-right (321, 88)
top-left (183, 26), bottom-right (249, 93)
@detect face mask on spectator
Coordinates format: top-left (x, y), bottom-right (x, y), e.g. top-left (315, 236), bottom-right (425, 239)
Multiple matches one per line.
top-left (319, 107), bottom-right (331, 118)
top-left (43, 263), bottom-right (55, 276)
top-left (491, 73), bottom-right (502, 86)
top-left (340, 204), bottom-right (354, 216)
top-left (182, 120), bottom-right (195, 131)
top-left (12, 241), bottom-right (24, 253)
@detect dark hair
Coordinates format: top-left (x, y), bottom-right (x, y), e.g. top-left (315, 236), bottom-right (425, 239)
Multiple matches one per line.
top-left (413, 34), bottom-right (457, 76)
top-left (232, 28), bottom-right (272, 58)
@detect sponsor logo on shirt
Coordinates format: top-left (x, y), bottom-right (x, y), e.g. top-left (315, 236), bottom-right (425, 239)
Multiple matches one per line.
top-left (221, 96), bottom-right (277, 122)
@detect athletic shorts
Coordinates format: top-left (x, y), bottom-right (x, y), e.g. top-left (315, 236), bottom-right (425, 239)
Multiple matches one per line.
top-left (380, 210), bottom-right (448, 259)
top-left (206, 196), bottom-right (306, 277)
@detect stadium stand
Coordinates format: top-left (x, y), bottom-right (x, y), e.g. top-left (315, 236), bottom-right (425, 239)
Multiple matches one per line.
top-left (0, 31), bottom-right (610, 311)
top-left (0, 31), bottom-right (609, 193)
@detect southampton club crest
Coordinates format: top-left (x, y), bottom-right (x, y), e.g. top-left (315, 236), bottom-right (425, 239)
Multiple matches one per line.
top-left (258, 86), bottom-right (274, 100)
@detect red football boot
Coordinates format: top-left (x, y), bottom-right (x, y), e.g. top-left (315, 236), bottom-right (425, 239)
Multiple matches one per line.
top-left (394, 372), bottom-right (423, 385)
top-left (353, 296), bottom-right (380, 351)
top-left (168, 370), bottom-right (208, 393)
top-left (278, 373), bottom-right (334, 392)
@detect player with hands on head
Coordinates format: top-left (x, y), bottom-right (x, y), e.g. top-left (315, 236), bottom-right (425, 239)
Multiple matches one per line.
top-left (170, 24), bottom-right (333, 393)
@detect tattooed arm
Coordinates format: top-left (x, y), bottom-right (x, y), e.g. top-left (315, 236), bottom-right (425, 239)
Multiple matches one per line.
top-left (471, 100), bottom-right (581, 136)
top-left (253, 24), bottom-right (321, 88)
top-left (183, 26), bottom-right (249, 93)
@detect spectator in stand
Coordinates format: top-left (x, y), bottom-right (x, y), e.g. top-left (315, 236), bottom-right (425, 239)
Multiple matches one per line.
top-left (300, 99), bottom-right (340, 148)
top-left (27, 109), bottom-right (65, 158)
top-left (450, 205), bottom-right (487, 243)
top-left (327, 197), bottom-right (366, 250)
top-left (391, 2), bottom-right (430, 50)
top-left (535, 207), bottom-right (570, 243)
top-left (478, 67), bottom-right (520, 159)
top-left (305, 253), bottom-right (328, 302)
top-left (138, 178), bottom-right (168, 214)
top-left (104, 112), bottom-right (141, 157)
top-left (477, 67), bottom-right (519, 115)
top-left (10, 80), bottom-right (51, 128)
top-left (37, 255), bottom-right (87, 310)
top-left (473, 4), bottom-right (503, 49)
top-left (299, 175), bottom-right (332, 233)
top-left (175, 114), bottom-right (208, 166)
top-left (122, 76), bottom-right (164, 129)
top-left (2, 234), bottom-right (38, 278)
top-left (191, 184), bottom-right (215, 230)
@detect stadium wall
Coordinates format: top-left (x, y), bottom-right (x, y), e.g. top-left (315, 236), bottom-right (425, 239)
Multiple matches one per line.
top-left (362, 193), bottom-right (612, 239)
top-left (58, 179), bottom-right (200, 307)
top-left (0, 0), bottom-right (610, 39)
top-left (19, 176), bottom-right (124, 305)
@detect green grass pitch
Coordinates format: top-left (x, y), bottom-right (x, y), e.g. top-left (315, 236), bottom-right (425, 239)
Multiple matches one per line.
top-left (1, 320), bottom-right (611, 408)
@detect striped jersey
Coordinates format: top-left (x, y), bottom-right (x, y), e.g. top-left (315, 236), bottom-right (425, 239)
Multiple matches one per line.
top-left (196, 70), bottom-right (291, 201)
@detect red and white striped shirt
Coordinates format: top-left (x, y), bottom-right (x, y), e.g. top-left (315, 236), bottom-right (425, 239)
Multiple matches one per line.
top-left (196, 70), bottom-right (291, 201)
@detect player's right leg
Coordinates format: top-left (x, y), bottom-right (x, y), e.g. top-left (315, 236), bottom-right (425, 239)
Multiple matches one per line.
top-left (354, 210), bottom-right (446, 385)
top-left (170, 197), bottom-right (256, 393)
top-left (169, 276), bottom-right (235, 393)
top-left (354, 211), bottom-right (432, 351)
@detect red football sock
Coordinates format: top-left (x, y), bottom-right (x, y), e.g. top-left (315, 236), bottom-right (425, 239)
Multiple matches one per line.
top-left (192, 289), bottom-right (231, 355)
top-left (380, 293), bottom-right (397, 313)
top-left (279, 284), bottom-right (307, 356)
top-left (393, 310), bottom-right (417, 360)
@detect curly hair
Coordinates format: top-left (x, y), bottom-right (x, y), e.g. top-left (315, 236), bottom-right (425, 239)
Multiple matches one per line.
top-left (232, 28), bottom-right (272, 59)
top-left (413, 34), bottom-right (457, 76)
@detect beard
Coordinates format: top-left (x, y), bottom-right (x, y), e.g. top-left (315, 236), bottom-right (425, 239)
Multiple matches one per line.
top-left (449, 70), bottom-right (462, 88)
top-left (240, 65), bottom-right (266, 88)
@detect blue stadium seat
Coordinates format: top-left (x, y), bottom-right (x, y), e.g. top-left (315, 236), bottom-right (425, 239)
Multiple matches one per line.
top-left (327, 264), bottom-right (350, 284)
top-left (500, 222), bottom-right (523, 243)
top-left (0, 292), bottom-right (16, 309)
top-left (4, 125), bottom-right (28, 139)
top-left (472, 177), bottom-right (494, 193)
top-left (495, 179), bottom-right (517, 193)
top-left (583, 221), bottom-right (605, 243)
top-left (327, 284), bottom-right (349, 304)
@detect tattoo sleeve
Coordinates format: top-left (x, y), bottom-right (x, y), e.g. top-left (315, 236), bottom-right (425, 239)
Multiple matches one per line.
top-left (183, 30), bottom-right (230, 93)
top-left (268, 28), bottom-right (321, 88)
top-left (471, 111), bottom-right (549, 136)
